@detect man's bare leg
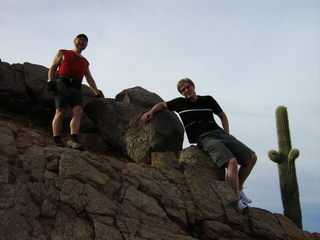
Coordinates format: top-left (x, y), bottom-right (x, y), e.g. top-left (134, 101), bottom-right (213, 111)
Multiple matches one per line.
top-left (238, 153), bottom-right (257, 204)
top-left (52, 108), bottom-right (66, 137)
top-left (70, 105), bottom-right (83, 135)
top-left (238, 153), bottom-right (257, 189)
top-left (225, 158), bottom-right (240, 198)
top-left (66, 105), bottom-right (84, 150)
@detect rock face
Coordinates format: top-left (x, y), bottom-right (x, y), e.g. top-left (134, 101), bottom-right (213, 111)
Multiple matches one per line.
top-left (84, 87), bottom-right (184, 164)
top-left (0, 62), bottom-right (319, 240)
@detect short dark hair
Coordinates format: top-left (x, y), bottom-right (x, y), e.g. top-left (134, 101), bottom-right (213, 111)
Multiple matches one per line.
top-left (177, 78), bottom-right (195, 92)
top-left (75, 34), bottom-right (88, 41)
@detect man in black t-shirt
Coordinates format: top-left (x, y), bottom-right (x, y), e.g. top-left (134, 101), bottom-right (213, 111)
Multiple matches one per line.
top-left (141, 78), bottom-right (257, 211)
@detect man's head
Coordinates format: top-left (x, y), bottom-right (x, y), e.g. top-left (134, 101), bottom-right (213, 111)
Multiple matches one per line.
top-left (75, 34), bottom-right (88, 41)
top-left (74, 34), bottom-right (88, 51)
top-left (177, 78), bottom-right (195, 92)
top-left (177, 78), bottom-right (197, 100)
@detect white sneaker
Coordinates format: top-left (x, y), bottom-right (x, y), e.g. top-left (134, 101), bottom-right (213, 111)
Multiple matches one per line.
top-left (240, 190), bottom-right (252, 204)
top-left (237, 199), bottom-right (249, 210)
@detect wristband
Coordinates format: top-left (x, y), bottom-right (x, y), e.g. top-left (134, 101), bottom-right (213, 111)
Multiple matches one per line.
top-left (47, 79), bottom-right (54, 83)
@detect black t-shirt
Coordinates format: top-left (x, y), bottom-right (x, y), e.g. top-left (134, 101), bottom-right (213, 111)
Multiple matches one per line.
top-left (166, 95), bottom-right (223, 143)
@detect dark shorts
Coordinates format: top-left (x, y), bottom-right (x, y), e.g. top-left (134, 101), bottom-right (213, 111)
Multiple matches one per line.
top-left (197, 129), bottom-right (255, 168)
top-left (55, 78), bottom-right (83, 109)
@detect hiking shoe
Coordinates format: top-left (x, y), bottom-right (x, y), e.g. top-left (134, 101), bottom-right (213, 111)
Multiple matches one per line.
top-left (66, 139), bottom-right (84, 150)
top-left (55, 138), bottom-right (65, 147)
top-left (238, 199), bottom-right (250, 211)
top-left (240, 190), bottom-right (252, 204)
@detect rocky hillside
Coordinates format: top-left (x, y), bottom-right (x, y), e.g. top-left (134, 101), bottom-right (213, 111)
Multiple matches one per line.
top-left (0, 62), bottom-right (319, 240)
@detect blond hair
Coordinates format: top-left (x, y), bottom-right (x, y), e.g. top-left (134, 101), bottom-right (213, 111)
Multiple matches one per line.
top-left (177, 78), bottom-right (195, 92)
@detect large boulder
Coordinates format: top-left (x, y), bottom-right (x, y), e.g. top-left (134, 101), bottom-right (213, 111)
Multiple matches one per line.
top-left (84, 86), bottom-right (184, 164)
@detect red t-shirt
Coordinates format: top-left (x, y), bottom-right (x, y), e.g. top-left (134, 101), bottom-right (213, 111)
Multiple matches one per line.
top-left (58, 49), bottom-right (89, 81)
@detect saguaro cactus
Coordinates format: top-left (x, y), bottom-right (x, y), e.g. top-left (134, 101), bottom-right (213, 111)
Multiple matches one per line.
top-left (268, 106), bottom-right (302, 229)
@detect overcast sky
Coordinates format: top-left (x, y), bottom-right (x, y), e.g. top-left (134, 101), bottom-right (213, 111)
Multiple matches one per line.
top-left (1, 0), bottom-right (319, 233)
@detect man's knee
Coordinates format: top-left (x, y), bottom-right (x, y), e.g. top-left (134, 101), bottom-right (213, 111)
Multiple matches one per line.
top-left (245, 153), bottom-right (257, 167)
top-left (226, 158), bottom-right (238, 168)
top-left (55, 108), bottom-right (66, 117)
top-left (72, 106), bottom-right (84, 116)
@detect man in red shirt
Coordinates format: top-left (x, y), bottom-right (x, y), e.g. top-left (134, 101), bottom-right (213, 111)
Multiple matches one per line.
top-left (47, 34), bottom-right (102, 150)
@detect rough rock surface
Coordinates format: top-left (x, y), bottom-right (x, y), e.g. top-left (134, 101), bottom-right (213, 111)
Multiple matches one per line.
top-left (0, 62), bottom-right (319, 240)
top-left (84, 87), bottom-right (184, 164)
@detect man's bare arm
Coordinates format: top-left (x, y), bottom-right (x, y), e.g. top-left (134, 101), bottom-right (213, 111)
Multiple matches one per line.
top-left (141, 102), bottom-right (168, 123)
top-left (218, 111), bottom-right (230, 134)
top-left (84, 66), bottom-right (100, 95)
top-left (48, 51), bottom-right (63, 80)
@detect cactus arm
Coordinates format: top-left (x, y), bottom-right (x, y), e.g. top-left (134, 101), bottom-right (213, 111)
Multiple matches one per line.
top-left (268, 149), bottom-right (279, 163)
top-left (288, 148), bottom-right (300, 163)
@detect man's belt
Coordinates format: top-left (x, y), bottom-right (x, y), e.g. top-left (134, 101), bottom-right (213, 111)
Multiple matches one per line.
top-left (59, 75), bottom-right (82, 89)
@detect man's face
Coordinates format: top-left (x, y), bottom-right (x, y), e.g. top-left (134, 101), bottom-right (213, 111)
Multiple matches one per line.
top-left (179, 82), bottom-right (195, 99)
top-left (74, 37), bottom-right (88, 50)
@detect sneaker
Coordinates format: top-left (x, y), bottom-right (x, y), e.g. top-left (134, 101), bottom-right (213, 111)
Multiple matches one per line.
top-left (240, 190), bottom-right (252, 204)
top-left (66, 139), bottom-right (84, 150)
top-left (237, 199), bottom-right (250, 211)
top-left (55, 138), bottom-right (65, 147)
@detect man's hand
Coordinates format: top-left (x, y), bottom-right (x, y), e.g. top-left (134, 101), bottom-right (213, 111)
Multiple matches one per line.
top-left (141, 112), bottom-right (153, 123)
top-left (96, 90), bottom-right (105, 98)
top-left (141, 102), bottom-right (168, 123)
top-left (47, 79), bottom-right (56, 93)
